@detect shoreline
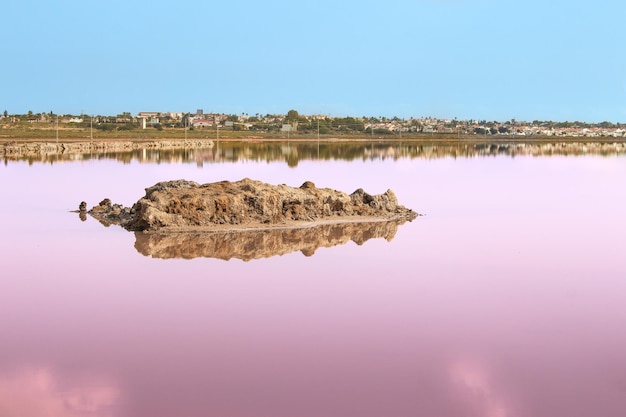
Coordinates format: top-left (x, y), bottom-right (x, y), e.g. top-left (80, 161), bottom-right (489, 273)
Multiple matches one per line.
top-left (4, 135), bottom-right (626, 160)
top-left (0, 133), bottom-right (626, 146)
top-left (133, 214), bottom-right (418, 235)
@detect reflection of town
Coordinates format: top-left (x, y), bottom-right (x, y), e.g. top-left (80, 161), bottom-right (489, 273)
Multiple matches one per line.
top-left (133, 219), bottom-right (408, 261)
top-left (5, 140), bottom-right (626, 166)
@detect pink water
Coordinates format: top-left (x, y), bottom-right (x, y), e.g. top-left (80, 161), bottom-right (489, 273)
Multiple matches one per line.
top-left (1, 150), bottom-right (626, 416)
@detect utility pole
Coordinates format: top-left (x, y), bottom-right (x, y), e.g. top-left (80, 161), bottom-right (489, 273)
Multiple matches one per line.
top-left (317, 119), bottom-right (320, 141)
top-left (317, 119), bottom-right (320, 158)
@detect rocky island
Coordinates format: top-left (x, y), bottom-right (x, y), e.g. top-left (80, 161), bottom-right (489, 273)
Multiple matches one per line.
top-left (84, 178), bottom-right (418, 260)
top-left (86, 178), bottom-right (418, 232)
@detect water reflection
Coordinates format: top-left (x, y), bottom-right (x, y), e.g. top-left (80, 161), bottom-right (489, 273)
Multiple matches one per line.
top-left (133, 219), bottom-right (409, 261)
top-left (449, 360), bottom-right (510, 417)
top-left (5, 140), bottom-right (626, 165)
top-left (4, 148), bottom-right (626, 416)
top-left (0, 367), bottom-right (120, 417)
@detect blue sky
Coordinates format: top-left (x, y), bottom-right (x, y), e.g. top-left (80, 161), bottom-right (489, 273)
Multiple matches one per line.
top-left (2, 0), bottom-right (625, 122)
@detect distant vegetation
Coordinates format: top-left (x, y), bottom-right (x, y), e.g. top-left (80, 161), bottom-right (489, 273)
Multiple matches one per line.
top-left (1, 109), bottom-right (625, 141)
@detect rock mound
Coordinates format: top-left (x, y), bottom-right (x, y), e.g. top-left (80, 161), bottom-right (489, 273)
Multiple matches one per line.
top-left (88, 178), bottom-right (418, 232)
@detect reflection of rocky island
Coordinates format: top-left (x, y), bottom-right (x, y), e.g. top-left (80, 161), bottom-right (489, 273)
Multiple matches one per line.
top-left (134, 219), bottom-right (408, 261)
top-left (86, 178), bottom-right (418, 260)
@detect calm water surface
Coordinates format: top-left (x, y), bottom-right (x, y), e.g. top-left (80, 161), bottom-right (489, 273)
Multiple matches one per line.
top-left (1, 143), bottom-right (626, 417)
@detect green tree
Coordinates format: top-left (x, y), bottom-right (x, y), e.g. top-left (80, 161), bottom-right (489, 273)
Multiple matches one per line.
top-left (286, 109), bottom-right (299, 122)
top-left (317, 119), bottom-right (330, 134)
top-left (332, 117), bottom-right (364, 132)
top-left (181, 113), bottom-right (191, 128)
top-left (2, 110), bottom-right (7, 118)
top-left (96, 123), bottom-right (115, 131)
top-left (285, 109), bottom-right (299, 131)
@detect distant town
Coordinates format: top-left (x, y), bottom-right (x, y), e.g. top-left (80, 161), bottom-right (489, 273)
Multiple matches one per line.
top-left (2, 109), bottom-right (626, 138)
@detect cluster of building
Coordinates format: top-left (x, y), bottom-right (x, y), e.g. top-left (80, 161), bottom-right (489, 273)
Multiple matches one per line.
top-left (131, 112), bottom-right (626, 137)
top-left (3, 110), bottom-right (626, 137)
top-left (366, 118), bottom-right (626, 138)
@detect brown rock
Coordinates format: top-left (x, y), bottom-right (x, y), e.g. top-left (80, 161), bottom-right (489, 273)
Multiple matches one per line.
top-left (88, 178), bottom-right (418, 232)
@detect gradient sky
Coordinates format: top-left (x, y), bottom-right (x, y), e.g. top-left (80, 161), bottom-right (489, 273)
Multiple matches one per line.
top-left (3, 0), bottom-right (625, 122)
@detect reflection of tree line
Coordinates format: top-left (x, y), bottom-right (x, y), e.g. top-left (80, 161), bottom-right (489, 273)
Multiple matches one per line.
top-left (7, 141), bottom-right (626, 165)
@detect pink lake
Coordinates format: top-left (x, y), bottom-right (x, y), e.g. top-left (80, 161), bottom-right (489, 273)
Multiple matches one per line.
top-left (1, 143), bottom-right (626, 417)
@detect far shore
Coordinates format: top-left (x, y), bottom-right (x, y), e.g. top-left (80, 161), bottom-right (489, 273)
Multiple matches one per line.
top-left (3, 131), bottom-right (626, 145)
top-left (3, 131), bottom-right (626, 160)
top-left (3, 120), bottom-right (626, 145)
